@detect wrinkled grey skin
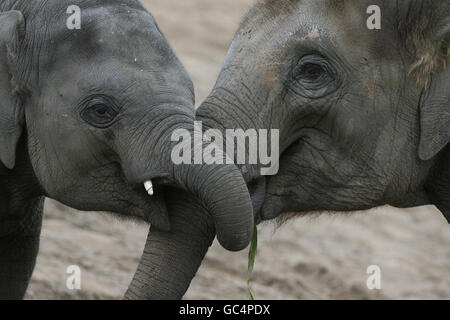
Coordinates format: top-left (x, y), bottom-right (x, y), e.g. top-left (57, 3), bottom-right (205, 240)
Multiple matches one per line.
top-left (0, 0), bottom-right (253, 299)
top-left (137, 0), bottom-right (450, 299)
top-left (198, 0), bottom-right (450, 224)
top-left (138, 0), bottom-right (450, 299)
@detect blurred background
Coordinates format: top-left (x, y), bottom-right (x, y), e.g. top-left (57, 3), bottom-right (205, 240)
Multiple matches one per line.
top-left (26, 0), bottom-right (450, 299)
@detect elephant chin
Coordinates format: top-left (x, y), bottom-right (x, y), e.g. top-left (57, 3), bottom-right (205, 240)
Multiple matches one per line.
top-left (259, 195), bottom-right (284, 221)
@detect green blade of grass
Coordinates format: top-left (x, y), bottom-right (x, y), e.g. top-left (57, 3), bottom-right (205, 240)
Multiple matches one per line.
top-left (247, 224), bottom-right (258, 300)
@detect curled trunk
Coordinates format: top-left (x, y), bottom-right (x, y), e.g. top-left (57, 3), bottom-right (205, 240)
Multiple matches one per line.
top-left (171, 161), bottom-right (253, 252)
top-left (123, 118), bottom-right (254, 299)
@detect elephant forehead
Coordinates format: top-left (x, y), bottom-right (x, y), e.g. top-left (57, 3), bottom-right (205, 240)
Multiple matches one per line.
top-left (78, 7), bottom-right (161, 49)
top-left (43, 5), bottom-right (175, 68)
top-left (237, 0), bottom-right (400, 61)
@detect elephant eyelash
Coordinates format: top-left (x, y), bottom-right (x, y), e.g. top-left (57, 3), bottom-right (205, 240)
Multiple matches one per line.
top-left (79, 94), bottom-right (120, 109)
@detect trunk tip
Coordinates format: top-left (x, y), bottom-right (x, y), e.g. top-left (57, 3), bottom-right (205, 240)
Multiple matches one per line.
top-left (216, 225), bottom-right (254, 252)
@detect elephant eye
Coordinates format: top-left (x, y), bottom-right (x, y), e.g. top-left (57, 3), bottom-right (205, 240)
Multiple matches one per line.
top-left (297, 63), bottom-right (325, 82)
top-left (293, 54), bottom-right (336, 97)
top-left (81, 97), bottom-right (119, 128)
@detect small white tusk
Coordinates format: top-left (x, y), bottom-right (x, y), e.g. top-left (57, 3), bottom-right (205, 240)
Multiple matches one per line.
top-left (144, 180), bottom-right (154, 196)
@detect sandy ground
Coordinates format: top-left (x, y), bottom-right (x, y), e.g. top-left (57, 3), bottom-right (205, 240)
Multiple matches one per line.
top-left (26, 0), bottom-right (450, 300)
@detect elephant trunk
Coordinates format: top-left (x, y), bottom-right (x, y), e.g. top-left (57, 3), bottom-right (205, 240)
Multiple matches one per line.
top-left (170, 146), bottom-right (254, 251)
top-left (124, 190), bottom-right (215, 300)
top-left (121, 114), bottom-right (254, 299)
top-left (120, 113), bottom-right (254, 251)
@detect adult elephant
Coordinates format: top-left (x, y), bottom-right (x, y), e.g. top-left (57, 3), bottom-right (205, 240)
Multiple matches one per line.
top-left (197, 0), bottom-right (450, 224)
top-left (0, 0), bottom-right (253, 299)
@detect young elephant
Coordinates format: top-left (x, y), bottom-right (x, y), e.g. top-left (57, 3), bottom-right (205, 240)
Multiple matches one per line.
top-left (197, 0), bottom-right (450, 224)
top-left (0, 0), bottom-right (253, 299)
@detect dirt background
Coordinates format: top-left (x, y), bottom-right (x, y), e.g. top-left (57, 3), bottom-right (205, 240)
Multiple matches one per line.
top-left (26, 0), bottom-right (450, 300)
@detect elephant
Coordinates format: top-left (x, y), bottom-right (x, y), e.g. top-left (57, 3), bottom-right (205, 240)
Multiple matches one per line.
top-left (197, 0), bottom-right (450, 223)
top-left (0, 0), bottom-right (254, 299)
top-left (146, 0), bottom-right (450, 299)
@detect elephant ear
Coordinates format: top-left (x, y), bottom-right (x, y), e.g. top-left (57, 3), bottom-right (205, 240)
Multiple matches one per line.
top-left (418, 71), bottom-right (450, 161)
top-left (0, 11), bottom-right (25, 170)
top-left (417, 24), bottom-right (450, 161)
top-left (415, 19), bottom-right (450, 223)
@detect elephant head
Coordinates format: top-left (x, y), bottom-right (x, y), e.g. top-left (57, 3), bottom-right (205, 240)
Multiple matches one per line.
top-left (0, 0), bottom-right (253, 299)
top-left (196, 0), bottom-right (450, 223)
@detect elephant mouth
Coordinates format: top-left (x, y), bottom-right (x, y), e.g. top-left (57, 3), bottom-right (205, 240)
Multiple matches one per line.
top-left (248, 138), bottom-right (303, 223)
top-left (129, 176), bottom-right (182, 229)
top-left (248, 176), bottom-right (266, 223)
top-left (248, 176), bottom-right (284, 223)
